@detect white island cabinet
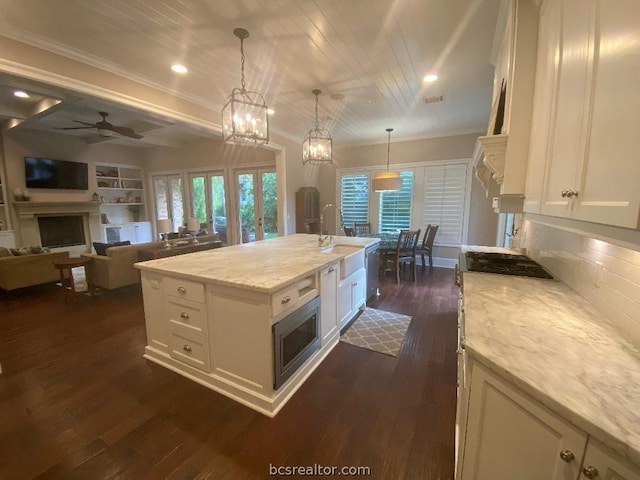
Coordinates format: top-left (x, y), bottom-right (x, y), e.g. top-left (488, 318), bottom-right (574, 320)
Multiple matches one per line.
top-left (136, 234), bottom-right (378, 417)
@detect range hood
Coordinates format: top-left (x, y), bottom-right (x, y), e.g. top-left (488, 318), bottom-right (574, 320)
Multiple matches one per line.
top-left (472, 134), bottom-right (524, 213)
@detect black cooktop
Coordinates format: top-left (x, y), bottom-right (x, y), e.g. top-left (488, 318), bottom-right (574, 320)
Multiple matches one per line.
top-left (463, 252), bottom-right (553, 279)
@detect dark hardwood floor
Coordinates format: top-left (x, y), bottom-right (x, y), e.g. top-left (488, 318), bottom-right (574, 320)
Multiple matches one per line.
top-left (0, 267), bottom-right (459, 479)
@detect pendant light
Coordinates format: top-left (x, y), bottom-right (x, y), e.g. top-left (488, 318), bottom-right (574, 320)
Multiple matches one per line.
top-left (302, 89), bottom-right (332, 166)
top-left (221, 28), bottom-right (269, 147)
top-left (372, 128), bottom-right (402, 192)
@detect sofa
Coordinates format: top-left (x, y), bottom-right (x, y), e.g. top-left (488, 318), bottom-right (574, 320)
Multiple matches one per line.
top-left (81, 234), bottom-right (220, 291)
top-left (0, 246), bottom-right (71, 291)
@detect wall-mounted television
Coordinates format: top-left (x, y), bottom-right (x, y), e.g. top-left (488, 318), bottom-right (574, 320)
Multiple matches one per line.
top-left (24, 157), bottom-right (89, 190)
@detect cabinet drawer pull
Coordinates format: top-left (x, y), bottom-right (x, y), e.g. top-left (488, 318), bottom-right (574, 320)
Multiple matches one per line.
top-left (281, 295), bottom-right (291, 305)
top-left (328, 267), bottom-right (335, 273)
top-left (183, 344), bottom-right (192, 353)
top-left (561, 189), bottom-right (569, 198)
top-left (177, 286), bottom-right (187, 294)
top-left (559, 450), bottom-right (574, 463)
top-left (582, 466), bottom-right (598, 479)
top-left (180, 312), bottom-right (190, 320)
top-left (352, 282), bottom-right (358, 286)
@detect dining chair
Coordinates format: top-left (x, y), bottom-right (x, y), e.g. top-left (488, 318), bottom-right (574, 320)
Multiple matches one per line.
top-left (344, 227), bottom-right (356, 237)
top-left (416, 224), bottom-right (439, 273)
top-left (354, 222), bottom-right (371, 236)
top-left (383, 229), bottom-right (421, 283)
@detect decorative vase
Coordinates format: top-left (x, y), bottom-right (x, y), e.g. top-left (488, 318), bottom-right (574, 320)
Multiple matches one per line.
top-left (13, 188), bottom-right (23, 201)
top-left (22, 189), bottom-right (30, 201)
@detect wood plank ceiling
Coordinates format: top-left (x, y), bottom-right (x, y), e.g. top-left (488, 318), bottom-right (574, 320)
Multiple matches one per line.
top-left (0, 0), bottom-right (501, 146)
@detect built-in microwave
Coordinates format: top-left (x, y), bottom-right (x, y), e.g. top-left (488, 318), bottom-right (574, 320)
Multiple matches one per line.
top-left (273, 296), bottom-right (321, 390)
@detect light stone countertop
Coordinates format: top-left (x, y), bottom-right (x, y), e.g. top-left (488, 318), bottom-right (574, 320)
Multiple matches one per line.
top-left (462, 271), bottom-right (640, 467)
top-left (135, 233), bottom-right (379, 293)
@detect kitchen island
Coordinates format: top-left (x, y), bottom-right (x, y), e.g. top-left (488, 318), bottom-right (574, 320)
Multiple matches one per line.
top-left (457, 268), bottom-right (640, 478)
top-left (135, 234), bottom-right (379, 417)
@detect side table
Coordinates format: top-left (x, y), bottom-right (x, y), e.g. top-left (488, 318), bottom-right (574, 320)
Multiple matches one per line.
top-left (52, 257), bottom-right (93, 300)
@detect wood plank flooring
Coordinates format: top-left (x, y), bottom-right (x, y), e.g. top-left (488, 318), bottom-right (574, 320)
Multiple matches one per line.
top-left (0, 267), bottom-right (459, 479)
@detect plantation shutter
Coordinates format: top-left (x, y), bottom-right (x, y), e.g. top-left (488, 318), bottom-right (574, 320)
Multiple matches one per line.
top-left (378, 171), bottom-right (413, 233)
top-left (423, 163), bottom-right (468, 246)
top-left (340, 174), bottom-right (369, 228)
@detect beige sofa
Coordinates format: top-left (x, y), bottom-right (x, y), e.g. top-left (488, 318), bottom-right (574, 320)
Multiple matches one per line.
top-left (0, 248), bottom-right (71, 291)
top-left (81, 234), bottom-right (220, 291)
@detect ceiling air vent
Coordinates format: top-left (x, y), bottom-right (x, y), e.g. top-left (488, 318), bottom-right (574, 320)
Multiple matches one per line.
top-left (424, 95), bottom-right (444, 104)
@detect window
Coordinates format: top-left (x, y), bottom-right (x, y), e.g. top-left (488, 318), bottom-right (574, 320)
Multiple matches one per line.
top-left (340, 174), bottom-right (369, 228)
top-left (422, 163), bottom-right (469, 246)
top-left (378, 171), bottom-right (413, 233)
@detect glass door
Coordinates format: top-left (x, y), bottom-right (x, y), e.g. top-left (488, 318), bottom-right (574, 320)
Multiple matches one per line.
top-left (152, 174), bottom-right (184, 234)
top-left (236, 168), bottom-right (278, 243)
top-left (189, 171), bottom-right (228, 243)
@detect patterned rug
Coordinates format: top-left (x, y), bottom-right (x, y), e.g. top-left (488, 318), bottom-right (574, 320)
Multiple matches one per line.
top-left (340, 308), bottom-right (413, 357)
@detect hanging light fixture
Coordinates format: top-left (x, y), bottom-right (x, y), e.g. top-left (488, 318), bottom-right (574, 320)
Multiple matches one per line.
top-left (221, 28), bottom-right (269, 147)
top-left (302, 89), bottom-right (332, 166)
top-left (372, 128), bottom-right (402, 192)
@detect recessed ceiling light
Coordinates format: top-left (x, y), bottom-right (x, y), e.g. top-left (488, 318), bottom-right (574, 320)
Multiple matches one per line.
top-left (423, 74), bottom-right (438, 83)
top-left (171, 64), bottom-right (188, 74)
top-left (267, 108), bottom-right (275, 115)
top-left (14, 90), bottom-right (30, 98)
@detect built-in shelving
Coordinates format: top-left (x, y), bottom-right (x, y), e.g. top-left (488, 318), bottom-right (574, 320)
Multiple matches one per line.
top-left (95, 163), bottom-right (149, 242)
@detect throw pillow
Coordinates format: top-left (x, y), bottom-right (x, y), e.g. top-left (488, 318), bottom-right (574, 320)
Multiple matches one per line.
top-left (10, 245), bottom-right (51, 256)
top-left (0, 246), bottom-right (11, 257)
top-left (93, 241), bottom-right (131, 256)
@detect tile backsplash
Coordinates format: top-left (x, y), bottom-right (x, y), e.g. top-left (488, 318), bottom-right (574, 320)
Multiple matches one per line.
top-left (522, 218), bottom-right (640, 345)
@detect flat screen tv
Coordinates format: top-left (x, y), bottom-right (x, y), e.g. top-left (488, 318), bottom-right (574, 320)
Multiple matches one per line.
top-left (24, 157), bottom-right (89, 190)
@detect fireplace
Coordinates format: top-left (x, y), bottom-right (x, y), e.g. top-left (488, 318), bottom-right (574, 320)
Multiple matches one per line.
top-left (37, 215), bottom-right (85, 248)
top-left (13, 201), bottom-right (101, 253)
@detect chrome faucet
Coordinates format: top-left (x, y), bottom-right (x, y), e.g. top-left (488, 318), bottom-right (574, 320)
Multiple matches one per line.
top-left (319, 204), bottom-right (345, 246)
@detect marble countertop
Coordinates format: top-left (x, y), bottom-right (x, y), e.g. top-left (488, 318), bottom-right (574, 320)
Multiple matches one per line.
top-left (462, 271), bottom-right (640, 466)
top-left (135, 234), bottom-right (379, 293)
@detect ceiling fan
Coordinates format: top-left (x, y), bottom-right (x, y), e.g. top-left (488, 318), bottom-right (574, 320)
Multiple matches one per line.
top-left (57, 111), bottom-right (143, 139)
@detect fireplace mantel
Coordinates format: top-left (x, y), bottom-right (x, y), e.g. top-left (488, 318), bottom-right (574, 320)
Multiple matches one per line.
top-left (13, 201), bottom-right (101, 217)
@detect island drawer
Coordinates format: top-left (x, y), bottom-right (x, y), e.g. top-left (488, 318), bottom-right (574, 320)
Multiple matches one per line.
top-left (168, 328), bottom-right (211, 372)
top-left (271, 284), bottom-right (300, 318)
top-left (166, 298), bottom-right (208, 338)
top-left (163, 277), bottom-right (205, 303)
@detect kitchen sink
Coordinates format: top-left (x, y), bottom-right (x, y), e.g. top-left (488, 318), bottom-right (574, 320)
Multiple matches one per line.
top-left (319, 244), bottom-right (365, 278)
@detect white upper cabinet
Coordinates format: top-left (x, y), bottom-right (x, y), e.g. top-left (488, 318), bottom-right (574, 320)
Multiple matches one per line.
top-left (572, 0), bottom-right (640, 228)
top-left (525, 0), bottom-right (640, 228)
top-left (523, 0), bottom-right (561, 213)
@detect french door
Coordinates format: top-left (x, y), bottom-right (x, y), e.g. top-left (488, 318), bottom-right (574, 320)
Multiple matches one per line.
top-left (189, 171), bottom-right (228, 243)
top-left (151, 173), bottom-right (184, 233)
top-left (235, 168), bottom-right (278, 243)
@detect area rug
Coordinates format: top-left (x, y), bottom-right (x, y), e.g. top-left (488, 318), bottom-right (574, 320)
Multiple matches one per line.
top-left (340, 308), bottom-right (413, 357)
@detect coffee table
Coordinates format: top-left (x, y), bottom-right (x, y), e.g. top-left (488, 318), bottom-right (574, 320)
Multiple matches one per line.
top-left (137, 240), bottom-right (223, 261)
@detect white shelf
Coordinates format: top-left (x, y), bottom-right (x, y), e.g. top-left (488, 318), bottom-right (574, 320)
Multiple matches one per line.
top-left (97, 187), bottom-right (144, 191)
top-left (101, 203), bottom-right (144, 206)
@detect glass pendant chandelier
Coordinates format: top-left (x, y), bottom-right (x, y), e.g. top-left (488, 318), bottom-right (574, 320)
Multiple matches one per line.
top-left (372, 128), bottom-right (402, 192)
top-left (302, 89), bottom-right (332, 166)
top-left (221, 28), bottom-right (269, 147)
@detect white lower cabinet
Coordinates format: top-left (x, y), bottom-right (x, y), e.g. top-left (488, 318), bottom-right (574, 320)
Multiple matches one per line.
top-left (320, 262), bottom-right (339, 345)
top-left (337, 267), bottom-right (366, 329)
top-left (459, 361), bottom-right (640, 480)
top-left (579, 440), bottom-right (640, 480)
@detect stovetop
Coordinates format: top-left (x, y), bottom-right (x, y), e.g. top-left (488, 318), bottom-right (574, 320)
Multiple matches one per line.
top-left (462, 252), bottom-right (553, 279)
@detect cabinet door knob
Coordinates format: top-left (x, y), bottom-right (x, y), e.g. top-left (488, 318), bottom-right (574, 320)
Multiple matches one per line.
top-left (561, 190), bottom-right (569, 198)
top-left (177, 286), bottom-right (187, 294)
top-left (582, 466), bottom-right (598, 479)
top-left (569, 190), bottom-right (579, 198)
top-left (281, 295), bottom-right (291, 304)
top-left (328, 267), bottom-right (335, 273)
top-left (180, 312), bottom-right (190, 320)
top-left (183, 344), bottom-right (192, 353)
top-left (559, 450), bottom-right (575, 463)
